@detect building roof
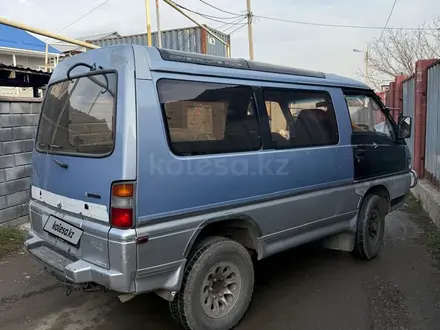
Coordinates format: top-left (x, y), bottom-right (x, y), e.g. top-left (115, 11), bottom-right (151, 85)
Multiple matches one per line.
top-left (0, 63), bottom-right (51, 88)
top-left (0, 24), bottom-right (61, 54)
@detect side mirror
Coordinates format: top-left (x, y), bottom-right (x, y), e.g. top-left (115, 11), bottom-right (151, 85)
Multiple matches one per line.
top-left (398, 116), bottom-right (412, 139)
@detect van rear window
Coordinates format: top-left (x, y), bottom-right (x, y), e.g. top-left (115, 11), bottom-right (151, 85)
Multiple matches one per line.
top-left (36, 72), bottom-right (116, 156)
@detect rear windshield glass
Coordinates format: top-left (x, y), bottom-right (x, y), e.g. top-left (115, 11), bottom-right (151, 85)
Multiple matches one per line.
top-left (36, 72), bottom-right (117, 156)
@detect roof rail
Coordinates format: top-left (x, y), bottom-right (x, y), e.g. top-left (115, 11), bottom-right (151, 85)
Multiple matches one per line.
top-left (157, 48), bottom-right (325, 79)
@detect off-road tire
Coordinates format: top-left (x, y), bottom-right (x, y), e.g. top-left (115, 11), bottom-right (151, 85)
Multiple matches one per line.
top-left (353, 194), bottom-right (386, 260)
top-left (169, 236), bottom-right (254, 330)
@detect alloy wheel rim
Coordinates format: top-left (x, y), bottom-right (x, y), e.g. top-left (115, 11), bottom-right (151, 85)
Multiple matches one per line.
top-left (200, 261), bottom-right (242, 319)
top-left (367, 210), bottom-right (380, 245)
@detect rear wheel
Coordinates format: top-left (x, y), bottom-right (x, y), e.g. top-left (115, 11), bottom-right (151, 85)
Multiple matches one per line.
top-left (353, 194), bottom-right (386, 260)
top-left (169, 236), bottom-right (254, 330)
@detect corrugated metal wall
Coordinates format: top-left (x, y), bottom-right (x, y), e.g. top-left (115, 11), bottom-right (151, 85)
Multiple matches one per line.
top-left (89, 26), bottom-right (229, 57)
top-left (425, 61), bottom-right (440, 188)
top-left (203, 26), bottom-right (230, 57)
top-left (402, 76), bottom-right (415, 160)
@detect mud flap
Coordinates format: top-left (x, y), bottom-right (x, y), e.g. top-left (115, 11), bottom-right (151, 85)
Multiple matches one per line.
top-left (118, 293), bottom-right (136, 303)
top-left (321, 232), bottom-right (355, 252)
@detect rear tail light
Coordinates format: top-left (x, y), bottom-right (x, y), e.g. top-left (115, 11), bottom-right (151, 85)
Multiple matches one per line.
top-left (111, 182), bottom-right (134, 229)
top-left (112, 184), bottom-right (134, 197)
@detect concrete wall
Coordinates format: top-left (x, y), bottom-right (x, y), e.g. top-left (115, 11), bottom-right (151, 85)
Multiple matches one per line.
top-left (412, 180), bottom-right (440, 229)
top-left (0, 97), bottom-right (41, 228)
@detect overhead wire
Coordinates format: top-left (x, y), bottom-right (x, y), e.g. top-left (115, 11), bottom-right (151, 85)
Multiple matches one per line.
top-left (377, 0), bottom-right (399, 42)
top-left (165, 1), bottom-right (245, 55)
top-left (197, 1), bottom-right (430, 31)
top-left (199, 0), bottom-right (243, 17)
top-left (227, 22), bottom-right (247, 35)
top-left (216, 16), bottom-right (248, 33)
top-left (44, 0), bottom-right (110, 44)
top-left (56, 0), bottom-right (110, 35)
top-left (253, 14), bottom-right (435, 31)
top-left (170, 0), bottom-right (246, 25)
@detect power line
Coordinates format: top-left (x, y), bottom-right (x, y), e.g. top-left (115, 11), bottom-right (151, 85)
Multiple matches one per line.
top-left (56, 0), bottom-right (110, 34)
top-left (44, 0), bottom-right (110, 43)
top-left (199, 0), bottom-right (243, 17)
top-left (377, 0), bottom-right (398, 42)
top-left (254, 14), bottom-right (437, 31)
top-left (171, 1), bottom-right (245, 25)
top-left (228, 23), bottom-right (247, 35)
top-left (215, 16), bottom-right (245, 30)
top-left (218, 16), bottom-right (247, 33)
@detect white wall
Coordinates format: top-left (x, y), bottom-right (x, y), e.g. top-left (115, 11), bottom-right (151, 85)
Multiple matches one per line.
top-left (0, 51), bottom-right (51, 97)
top-left (0, 53), bottom-right (14, 66)
top-left (0, 52), bottom-right (49, 70)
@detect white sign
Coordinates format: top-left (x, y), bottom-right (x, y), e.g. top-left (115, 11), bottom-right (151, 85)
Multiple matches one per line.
top-left (44, 216), bottom-right (83, 245)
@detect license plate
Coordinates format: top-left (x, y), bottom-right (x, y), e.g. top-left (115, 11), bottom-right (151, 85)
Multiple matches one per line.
top-left (43, 216), bottom-right (83, 245)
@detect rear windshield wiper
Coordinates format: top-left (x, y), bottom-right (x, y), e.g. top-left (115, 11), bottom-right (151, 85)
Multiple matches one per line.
top-left (38, 143), bottom-right (63, 149)
top-left (66, 62), bottom-right (109, 94)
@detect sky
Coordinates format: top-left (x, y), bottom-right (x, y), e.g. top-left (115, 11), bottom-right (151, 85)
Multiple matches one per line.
top-left (2, 0), bottom-right (440, 81)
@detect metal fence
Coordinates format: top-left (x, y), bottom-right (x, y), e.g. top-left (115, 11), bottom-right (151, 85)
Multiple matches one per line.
top-left (402, 76), bottom-right (416, 160)
top-left (425, 61), bottom-right (440, 188)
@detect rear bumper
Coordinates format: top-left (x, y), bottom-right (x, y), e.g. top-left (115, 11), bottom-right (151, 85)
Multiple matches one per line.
top-left (25, 231), bottom-right (135, 293)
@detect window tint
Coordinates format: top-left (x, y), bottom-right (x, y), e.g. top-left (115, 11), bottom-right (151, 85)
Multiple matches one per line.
top-left (344, 93), bottom-right (394, 139)
top-left (158, 80), bottom-right (261, 155)
top-left (36, 73), bottom-right (116, 156)
top-left (263, 89), bottom-right (339, 148)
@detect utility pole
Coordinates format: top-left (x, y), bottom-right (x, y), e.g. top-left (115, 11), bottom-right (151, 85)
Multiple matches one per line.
top-left (246, 0), bottom-right (254, 60)
top-left (365, 44), bottom-right (370, 86)
top-left (145, 0), bottom-right (152, 46)
top-left (156, 0), bottom-right (162, 47)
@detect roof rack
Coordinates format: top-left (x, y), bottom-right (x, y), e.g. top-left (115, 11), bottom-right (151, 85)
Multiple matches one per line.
top-left (157, 48), bottom-right (325, 79)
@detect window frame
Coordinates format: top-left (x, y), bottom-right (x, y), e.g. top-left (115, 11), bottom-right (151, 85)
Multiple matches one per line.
top-left (343, 88), bottom-right (398, 141)
top-left (156, 78), bottom-right (263, 157)
top-left (260, 87), bottom-right (340, 150)
top-left (35, 69), bottom-right (118, 159)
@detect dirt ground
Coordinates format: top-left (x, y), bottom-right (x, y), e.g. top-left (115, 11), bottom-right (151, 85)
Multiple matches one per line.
top-left (1, 200), bottom-right (440, 330)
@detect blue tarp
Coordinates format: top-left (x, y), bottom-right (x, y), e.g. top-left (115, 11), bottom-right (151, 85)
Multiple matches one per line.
top-left (0, 23), bottom-right (61, 54)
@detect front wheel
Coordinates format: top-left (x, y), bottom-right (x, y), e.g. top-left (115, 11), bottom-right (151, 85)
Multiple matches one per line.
top-left (169, 236), bottom-right (254, 330)
top-left (353, 194), bottom-right (386, 260)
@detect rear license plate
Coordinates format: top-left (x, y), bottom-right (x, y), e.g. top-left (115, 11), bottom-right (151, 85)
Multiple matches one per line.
top-left (43, 216), bottom-right (83, 245)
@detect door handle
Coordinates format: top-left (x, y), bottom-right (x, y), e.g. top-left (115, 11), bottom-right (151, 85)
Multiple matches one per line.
top-left (355, 147), bottom-right (366, 162)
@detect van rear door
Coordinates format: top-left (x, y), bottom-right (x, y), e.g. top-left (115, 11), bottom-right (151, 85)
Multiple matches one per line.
top-left (31, 71), bottom-right (120, 269)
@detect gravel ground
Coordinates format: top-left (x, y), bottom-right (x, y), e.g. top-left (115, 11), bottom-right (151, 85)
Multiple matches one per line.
top-left (1, 203), bottom-right (440, 330)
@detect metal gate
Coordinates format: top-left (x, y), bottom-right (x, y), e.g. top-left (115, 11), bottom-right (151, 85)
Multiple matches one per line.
top-left (425, 61), bottom-right (440, 188)
top-left (402, 76), bottom-right (415, 160)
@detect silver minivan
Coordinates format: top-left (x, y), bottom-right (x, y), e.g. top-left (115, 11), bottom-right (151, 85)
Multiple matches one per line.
top-left (25, 45), bottom-right (416, 330)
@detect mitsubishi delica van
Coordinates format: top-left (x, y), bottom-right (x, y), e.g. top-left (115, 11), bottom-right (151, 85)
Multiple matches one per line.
top-left (25, 45), bottom-right (417, 330)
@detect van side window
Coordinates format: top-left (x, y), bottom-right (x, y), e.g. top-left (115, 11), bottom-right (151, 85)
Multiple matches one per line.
top-left (344, 93), bottom-right (394, 139)
top-left (262, 89), bottom-right (339, 149)
top-left (157, 79), bottom-right (261, 156)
